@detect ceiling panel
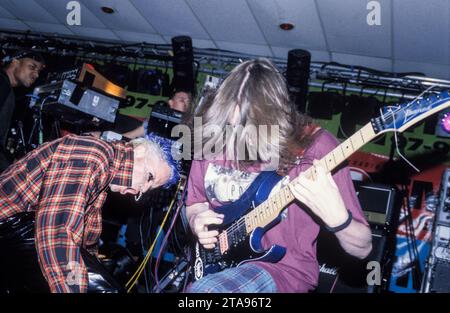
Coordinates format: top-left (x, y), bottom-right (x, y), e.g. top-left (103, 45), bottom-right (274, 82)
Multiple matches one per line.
top-left (114, 30), bottom-right (166, 44)
top-left (0, 3), bottom-right (15, 19)
top-left (187, 0), bottom-right (266, 45)
top-left (131, 0), bottom-right (209, 39)
top-left (394, 0), bottom-right (449, 64)
top-left (0, 0), bottom-right (59, 23)
top-left (317, 0), bottom-right (392, 58)
top-left (248, 0), bottom-right (327, 50)
top-left (216, 41), bottom-right (272, 57)
top-left (35, 0), bottom-right (106, 28)
top-left (0, 18), bottom-right (30, 32)
top-left (191, 38), bottom-right (217, 49)
top-left (26, 22), bottom-right (74, 36)
top-left (394, 60), bottom-right (449, 80)
top-left (69, 26), bottom-right (120, 42)
top-left (80, 0), bottom-right (156, 33)
top-left (332, 52), bottom-right (392, 72)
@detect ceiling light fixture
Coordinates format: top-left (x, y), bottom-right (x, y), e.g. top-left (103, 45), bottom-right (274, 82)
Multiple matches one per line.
top-left (279, 23), bottom-right (294, 31)
top-left (101, 6), bottom-right (115, 14)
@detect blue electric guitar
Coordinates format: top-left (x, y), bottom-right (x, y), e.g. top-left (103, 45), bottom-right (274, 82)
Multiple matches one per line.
top-left (191, 90), bottom-right (450, 281)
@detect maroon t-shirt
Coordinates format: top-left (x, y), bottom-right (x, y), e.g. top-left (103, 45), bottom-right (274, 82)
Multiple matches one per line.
top-left (186, 130), bottom-right (368, 292)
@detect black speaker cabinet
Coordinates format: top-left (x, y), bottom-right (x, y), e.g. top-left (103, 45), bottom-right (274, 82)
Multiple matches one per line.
top-left (171, 36), bottom-right (195, 94)
top-left (315, 183), bottom-right (400, 293)
top-left (286, 49), bottom-right (311, 113)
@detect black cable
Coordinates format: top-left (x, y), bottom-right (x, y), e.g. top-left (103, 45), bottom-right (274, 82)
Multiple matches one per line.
top-left (318, 61), bottom-right (425, 79)
top-left (401, 184), bottom-right (423, 288)
top-left (138, 200), bottom-right (157, 293)
top-left (153, 184), bottom-right (187, 292)
top-left (171, 219), bottom-right (184, 255)
top-left (168, 194), bottom-right (184, 256)
top-left (167, 189), bottom-right (190, 260)
top-left (404, 186), bottom-right (422, 275)
top-left (182, 265), bottom-right (190, 292)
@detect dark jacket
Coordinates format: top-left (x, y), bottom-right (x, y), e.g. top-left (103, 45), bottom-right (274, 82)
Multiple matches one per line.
top-left (0, 69), bottom-right (15, 172)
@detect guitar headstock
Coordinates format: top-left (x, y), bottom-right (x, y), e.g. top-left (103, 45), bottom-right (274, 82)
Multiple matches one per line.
top-left (371, 90), bottom-right (450, 134)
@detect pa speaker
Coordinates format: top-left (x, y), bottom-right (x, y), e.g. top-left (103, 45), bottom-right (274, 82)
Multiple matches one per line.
top-left (286, 49), bottom-right (311, 113)
top-left (171, 36), bottom-right (195, 95)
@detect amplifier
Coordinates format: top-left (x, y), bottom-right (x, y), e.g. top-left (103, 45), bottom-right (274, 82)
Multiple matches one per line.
top-left (32, 79), bottom-right (120, 127)
top-left (354, 182), bottom-right (397, 231)
top-left (147, 101), bottom-right (182, 138)
top-left (316, 233), bottom-right (390, 293)
top-left (421, 168), bottom-right (450, 293)
top-left (315, 182), bottom-right (399, 293)
top-left (427, 262), bottom-right (450, 293)
top-left (56, 79), bottom-right (119, 124)
top-left (435, 168), bottom-right (450, 227)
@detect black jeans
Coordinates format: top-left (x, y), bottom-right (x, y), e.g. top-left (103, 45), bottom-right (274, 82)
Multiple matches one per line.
top-left (0, 212), bottom-right (123, 293)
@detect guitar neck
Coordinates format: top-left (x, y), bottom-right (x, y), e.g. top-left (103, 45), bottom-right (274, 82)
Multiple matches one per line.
top-left (243, 122), bottom-right (378, 233)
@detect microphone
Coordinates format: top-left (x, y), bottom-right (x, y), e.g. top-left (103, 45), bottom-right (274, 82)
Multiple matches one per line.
top-left (28, 87), bottom-right (41, 108)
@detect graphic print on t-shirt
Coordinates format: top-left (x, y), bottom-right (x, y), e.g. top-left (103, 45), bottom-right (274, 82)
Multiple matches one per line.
top-left (204, 163), bottom-right (291, 219)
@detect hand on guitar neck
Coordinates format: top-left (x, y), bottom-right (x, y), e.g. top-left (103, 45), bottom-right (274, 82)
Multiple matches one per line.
top-left (289, 159), bottom-right (349, 228)
top-left (289, 159), bottom-right (372, 259)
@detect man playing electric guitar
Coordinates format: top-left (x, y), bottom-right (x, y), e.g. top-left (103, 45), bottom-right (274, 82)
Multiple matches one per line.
top-left (185, 58), bottom-right (372, 292)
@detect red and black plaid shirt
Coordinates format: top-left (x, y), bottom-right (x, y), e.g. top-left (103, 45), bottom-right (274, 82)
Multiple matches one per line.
top-left (0, 134), bottom-right (134, 293)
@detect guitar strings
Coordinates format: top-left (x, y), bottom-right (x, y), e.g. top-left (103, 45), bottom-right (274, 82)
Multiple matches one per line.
top-left (389, 84), bottom-right (438, 173)
top-left (224, 189), bottom-right (283, 240)
top-left (382, 84), bottom-right (439, 121)
top-left (219, 179), bottom-right (309, 247)
top-left (223, 168), bottom-right (304, 240)
top-left (221, 153), bottom-right (320, 240)
top-left (391, 110), bottom-right (420, 173)
top-left (223, 203), bottom-right (263, 241)
top-left (226, 196), bottom-right (273, 236)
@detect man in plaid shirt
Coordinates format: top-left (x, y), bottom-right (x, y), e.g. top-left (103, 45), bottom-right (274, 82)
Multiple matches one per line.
top-left (0, 133), bottom-right (180, 293)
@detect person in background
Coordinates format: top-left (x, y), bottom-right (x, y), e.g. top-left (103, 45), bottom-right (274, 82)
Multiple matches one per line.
top-left (0, 51), bottom-right (45, 172)
top-left (121, 88), bottom-right (192, 139)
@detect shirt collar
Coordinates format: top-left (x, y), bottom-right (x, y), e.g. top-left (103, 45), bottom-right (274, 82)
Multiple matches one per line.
top-left (110, 141), bottom-right (134, 187)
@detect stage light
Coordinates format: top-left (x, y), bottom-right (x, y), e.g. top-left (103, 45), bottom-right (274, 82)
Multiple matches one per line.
top-left (435, 109), bottom-right (450, 138)
top-left (440, 112), bottom-right (450, 133)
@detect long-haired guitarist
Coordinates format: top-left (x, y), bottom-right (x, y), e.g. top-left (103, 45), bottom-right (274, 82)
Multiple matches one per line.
top-left (185, 58), bottom-right (372, 292)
